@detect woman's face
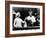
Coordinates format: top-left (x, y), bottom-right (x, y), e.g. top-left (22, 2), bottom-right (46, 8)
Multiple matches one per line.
top-left (17, 12), bottom-right (21, 17)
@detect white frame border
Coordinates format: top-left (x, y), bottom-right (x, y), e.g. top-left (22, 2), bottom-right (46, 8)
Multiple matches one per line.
top-left (10, 4), bottom-right (43, 34)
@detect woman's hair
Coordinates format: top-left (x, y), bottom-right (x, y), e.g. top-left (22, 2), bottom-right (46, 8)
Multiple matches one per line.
top-left (16, 12), bottom-right (21, 17)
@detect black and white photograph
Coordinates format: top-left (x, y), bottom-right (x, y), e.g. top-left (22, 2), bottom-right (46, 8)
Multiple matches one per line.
top-left (5, 1), bottom-right (45, 37)
top-left (12, 7), bottom-right (40, 30)
top-left (10, 4), bottom-right (43, 34)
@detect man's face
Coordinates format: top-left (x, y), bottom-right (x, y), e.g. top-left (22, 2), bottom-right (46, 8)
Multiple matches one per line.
top-left (29, 11), bottom-right (32, 16)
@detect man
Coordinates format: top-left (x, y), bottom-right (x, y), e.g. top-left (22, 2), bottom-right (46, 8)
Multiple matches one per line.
top-left (25, 9), bottom-right (36, 27)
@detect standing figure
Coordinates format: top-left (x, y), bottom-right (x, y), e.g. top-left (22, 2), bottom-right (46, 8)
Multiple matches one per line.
top-left (14, 11), bottom-right (25, 28)
top-left (25, 9), bottom-right (36, 27)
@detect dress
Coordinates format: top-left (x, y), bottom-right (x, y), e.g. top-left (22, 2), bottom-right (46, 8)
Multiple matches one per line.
top-left (14, 17), bottom-right (24, 28)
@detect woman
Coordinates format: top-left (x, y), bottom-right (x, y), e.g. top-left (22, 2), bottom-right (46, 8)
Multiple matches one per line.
top-left (14, 11), bottom-right (25, 28)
